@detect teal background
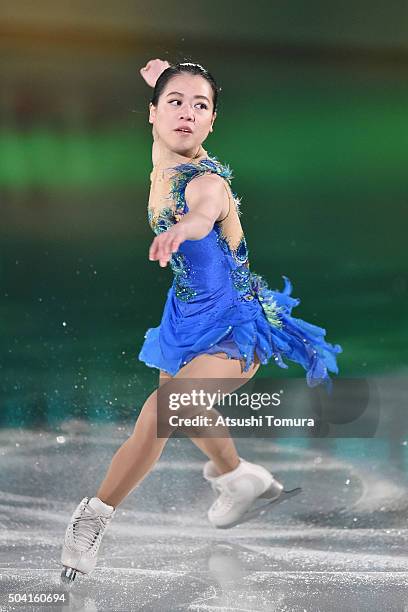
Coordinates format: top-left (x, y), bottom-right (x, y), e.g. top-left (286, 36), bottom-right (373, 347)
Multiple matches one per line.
top-left (1, 3), bottom-right (407, 426)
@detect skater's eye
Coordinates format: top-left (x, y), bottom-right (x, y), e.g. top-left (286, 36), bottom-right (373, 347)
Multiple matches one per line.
top-left (168, 100), bottom-right (207, 109)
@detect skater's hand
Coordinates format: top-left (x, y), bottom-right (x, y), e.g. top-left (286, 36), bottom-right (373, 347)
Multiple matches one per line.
top-left (140, 59), bottom-right (171, 88)
top-left (149, 225), bottom-right (187, 267)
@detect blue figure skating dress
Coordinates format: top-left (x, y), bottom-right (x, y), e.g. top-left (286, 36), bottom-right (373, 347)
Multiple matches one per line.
top-left (138, 146), bottom-right (342, 390)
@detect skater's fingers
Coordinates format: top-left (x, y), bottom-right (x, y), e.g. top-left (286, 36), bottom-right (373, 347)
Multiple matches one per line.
top-left (152, 236), bottom-right (171, 265)
top-left (142, 59), bottom-right (154, 71)
top-left (156, 245), bottom-right (167, 264)
top-left (149, 236), bottom-right (161, 260)
top-left (160, 243), bottom-right (174, 263)
top-left (158, 246), bottom-right (172, 267)
top-left (141, 59), bottom-right (167, 74)
top-left (149, 229), bottom-right (178, 263)
top-left (148, 240), bottom-right (156, 260)
top-left (162, 232), bottom-right (177, 250)
top-left (140, 62), bottom-right (152, 76)
top-left (169, 237), bottom-right (181, 252)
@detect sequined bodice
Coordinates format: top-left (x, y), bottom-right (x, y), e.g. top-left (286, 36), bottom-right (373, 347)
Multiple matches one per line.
top-left (147, 152), bottom-right (257, 305)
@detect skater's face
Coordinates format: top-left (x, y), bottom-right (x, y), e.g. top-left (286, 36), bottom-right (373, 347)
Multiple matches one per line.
top-left (149, 74), bottom-right (216, 155)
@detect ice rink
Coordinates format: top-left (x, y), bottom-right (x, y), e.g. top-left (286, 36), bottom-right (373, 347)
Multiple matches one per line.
top-left (1, 376), bottom-right (408, 611)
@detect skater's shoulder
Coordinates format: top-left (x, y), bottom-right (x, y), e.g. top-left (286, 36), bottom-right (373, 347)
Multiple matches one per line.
top-left (185, 173), bottom-right (230, 222)
top-left (171, 152), bottom-right (234, 183)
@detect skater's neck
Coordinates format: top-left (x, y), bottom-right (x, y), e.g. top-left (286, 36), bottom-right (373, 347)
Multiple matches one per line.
top-left (152, 135), bottom-right (206, 169)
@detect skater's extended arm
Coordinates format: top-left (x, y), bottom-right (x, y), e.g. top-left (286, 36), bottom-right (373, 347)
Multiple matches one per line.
top-left (149, 174), bottom-right (228, 267)
top-left (179, 173), bottom-right (228, 239)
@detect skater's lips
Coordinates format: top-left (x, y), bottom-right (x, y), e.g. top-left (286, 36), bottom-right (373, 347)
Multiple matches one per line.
top-left (174, 125), bottom-right (193, 133)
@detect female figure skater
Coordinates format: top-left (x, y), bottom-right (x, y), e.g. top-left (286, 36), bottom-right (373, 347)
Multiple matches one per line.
top-left (61, 59), bottom-right (342, 583)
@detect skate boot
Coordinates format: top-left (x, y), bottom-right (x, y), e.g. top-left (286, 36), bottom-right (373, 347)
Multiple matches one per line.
top-left (61, 496), bottom-right (115, 584)
top-left (203, 457), bottom-right (285, 528)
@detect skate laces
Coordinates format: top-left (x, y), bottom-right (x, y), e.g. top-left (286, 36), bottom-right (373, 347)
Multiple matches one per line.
top-left (211, 482), bottom-right (235, 512)
top-left (72, 504), bottom-right (110, 552)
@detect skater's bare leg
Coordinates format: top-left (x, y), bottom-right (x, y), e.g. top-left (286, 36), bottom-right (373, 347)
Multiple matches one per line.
top-left (96, 353), bottom-right (259, 508)
top-left (96, 386), bottom-right (168, 508)
top-left (159, 353), bottom-right (260, 474)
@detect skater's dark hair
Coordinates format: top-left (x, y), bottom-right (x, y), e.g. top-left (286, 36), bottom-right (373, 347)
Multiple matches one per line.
top-left (150, 62), bottom-right (219, 113)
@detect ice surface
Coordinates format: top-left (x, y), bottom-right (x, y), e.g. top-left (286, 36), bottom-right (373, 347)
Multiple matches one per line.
top-left (1, 377), bottom-right (408, 611)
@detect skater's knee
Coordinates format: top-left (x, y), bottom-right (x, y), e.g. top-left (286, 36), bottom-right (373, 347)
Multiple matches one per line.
top-left (134, 390), bottom-right (176, 435)
top-left (138, 390), bottom-right (158, 416)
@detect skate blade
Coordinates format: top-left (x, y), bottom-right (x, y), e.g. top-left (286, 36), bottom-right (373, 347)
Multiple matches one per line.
top-left (215, 487), bottom-right (302, 529)
top-left (60, 565), bottom-right (83, 586)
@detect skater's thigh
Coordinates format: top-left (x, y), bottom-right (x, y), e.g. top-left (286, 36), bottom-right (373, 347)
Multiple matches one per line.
top-left (159, 353), bottom-right (259, 386)
top-left (159, 371), bottom-right (172, 387)
top-left (177, 352), bottom-right (259, 380)
top-left (158, 353), bottom-right (260, 405)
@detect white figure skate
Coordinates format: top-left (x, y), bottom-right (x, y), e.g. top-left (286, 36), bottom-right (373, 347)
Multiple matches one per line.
top-left (60, 496), bottom-right (115, 584)
top-left (203, 457), bottom-right (301, 528)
